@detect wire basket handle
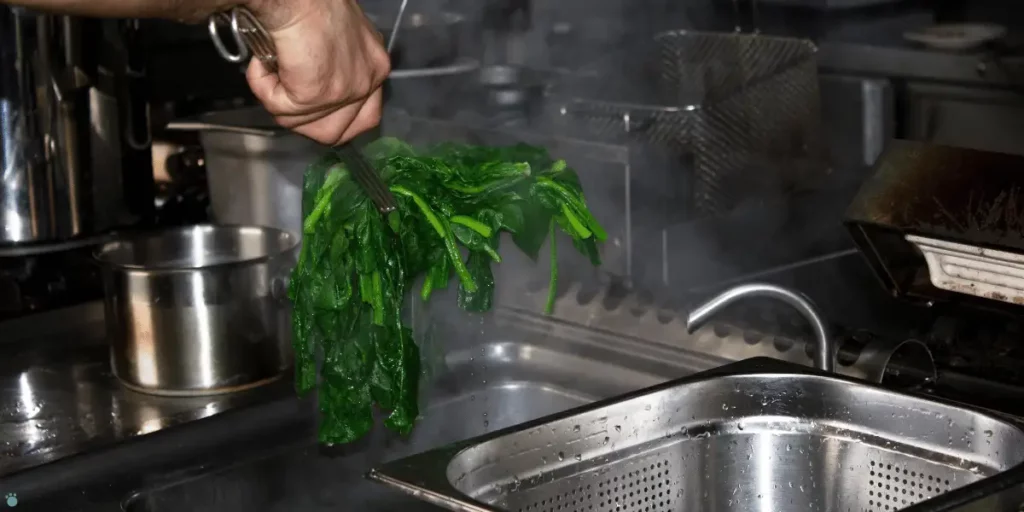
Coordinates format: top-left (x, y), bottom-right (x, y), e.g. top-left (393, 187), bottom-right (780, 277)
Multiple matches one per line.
top-left (729, 0), bottom-right (760, 35)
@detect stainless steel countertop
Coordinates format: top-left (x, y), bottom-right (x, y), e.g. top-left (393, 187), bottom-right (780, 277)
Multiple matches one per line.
top-left (0, 303), bottom-right (293, 477)
top-left (813, 13), bottom-right (1024, 86)
top-left (818, 39), bottom-right (1024, 86)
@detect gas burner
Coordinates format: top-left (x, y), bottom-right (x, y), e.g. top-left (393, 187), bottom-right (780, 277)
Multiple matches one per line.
top-left (0, 238), bottom-right (108, 320)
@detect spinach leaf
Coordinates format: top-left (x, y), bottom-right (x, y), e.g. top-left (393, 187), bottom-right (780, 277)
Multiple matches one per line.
top-left (290, 137), bottom-right (606, 444)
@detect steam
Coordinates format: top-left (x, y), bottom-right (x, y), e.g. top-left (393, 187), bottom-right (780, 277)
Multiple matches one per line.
top-left (375, 0), bottom-right (835, 384)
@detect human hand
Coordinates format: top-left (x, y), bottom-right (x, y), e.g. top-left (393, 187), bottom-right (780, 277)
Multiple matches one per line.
top-left (245, 0), bottom-right (390, 145)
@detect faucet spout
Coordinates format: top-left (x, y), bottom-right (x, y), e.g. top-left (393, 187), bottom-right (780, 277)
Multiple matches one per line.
top-left (685, 283), bottom-right (834, 373)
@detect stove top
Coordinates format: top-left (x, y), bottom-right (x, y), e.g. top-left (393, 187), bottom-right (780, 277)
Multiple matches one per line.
top-left (0, 238), bottom-right (110, 321)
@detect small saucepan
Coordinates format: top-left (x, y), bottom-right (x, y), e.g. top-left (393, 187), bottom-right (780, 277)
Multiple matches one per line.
top-left (96, 224), bottom-right (298, 396)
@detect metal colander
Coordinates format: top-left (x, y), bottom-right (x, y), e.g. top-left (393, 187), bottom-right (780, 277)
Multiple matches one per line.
top-left (549, 31), bottom-right (826, 217)
top-left (491, 431), bottom-right (978, 512)
top-left (369, 360), bottom-right (1024, 512)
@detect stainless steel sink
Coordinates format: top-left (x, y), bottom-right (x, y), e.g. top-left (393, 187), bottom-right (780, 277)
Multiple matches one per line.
top-left (122, 327), bottom-right (714, 512)
top-left (369, 359), bottom-right (1024, 512)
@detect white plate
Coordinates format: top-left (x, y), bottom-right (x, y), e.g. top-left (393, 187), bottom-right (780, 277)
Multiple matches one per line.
top-left (903, 23), bottom-right (1007, 51)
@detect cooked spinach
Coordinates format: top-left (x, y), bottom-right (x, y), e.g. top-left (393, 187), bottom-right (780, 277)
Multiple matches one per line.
top-left (288, 137), bottom-right (606, 444)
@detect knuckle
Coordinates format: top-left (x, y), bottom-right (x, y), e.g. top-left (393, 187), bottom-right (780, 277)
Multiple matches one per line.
top-left (291, 82), bottom-right (330, 107)
top-left (353, 75), bottom-right (374, 98)
top-left (371, 50), bottom-right (391, 82)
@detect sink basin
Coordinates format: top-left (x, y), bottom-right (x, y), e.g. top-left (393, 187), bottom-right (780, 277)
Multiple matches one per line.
top-left (369, 358), bottom-right (1024, 512)
top-left (122, 329), bottom-right (712, 512)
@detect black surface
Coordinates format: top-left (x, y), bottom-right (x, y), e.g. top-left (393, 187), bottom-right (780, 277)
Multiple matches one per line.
top-left (0, 244), bottom-right (105, 321)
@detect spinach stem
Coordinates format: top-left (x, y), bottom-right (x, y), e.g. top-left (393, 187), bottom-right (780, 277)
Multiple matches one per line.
top-left (545, 219), bottom-right (558, 315)
top-left (484, 245), bottom-right (502, 263)
top-left (536, 177), bottom-right (608, 241)
top-left (450, 215), bottom-right (493, 238)
top-left (371, 271), bottom-right (384, 325)
top-left (420, 277), bottom-right (434, 302)
top-left (391, 185), bottom-right (477, 293)
top-left (560, 205), bottom-right (592, 239)
top-left (304, 168), bottom-right (347, 234)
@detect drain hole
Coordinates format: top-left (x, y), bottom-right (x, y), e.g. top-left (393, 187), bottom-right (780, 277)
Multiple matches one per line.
top-left (630, 290), bottom-right (654, 317)
top-left (602, 281), bottom-right (629, 311)
top-left (773, 336), bottom-right (795, 353)
top-left (576, 281), bottom-right (601, 306)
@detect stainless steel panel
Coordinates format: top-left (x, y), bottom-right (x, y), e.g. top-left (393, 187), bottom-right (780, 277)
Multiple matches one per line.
top-left (905, 81), bottom-right (1024, 156)
top-left (95, 225), bottom-right (297, 395)
top-left (819, 73), bottom-right (894, 169)
top-left (756, 0), bottom-right (898, 9)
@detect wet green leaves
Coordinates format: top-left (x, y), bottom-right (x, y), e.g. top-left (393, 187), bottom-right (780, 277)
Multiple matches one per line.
top-left (288, 138), bottom-right (606, 444)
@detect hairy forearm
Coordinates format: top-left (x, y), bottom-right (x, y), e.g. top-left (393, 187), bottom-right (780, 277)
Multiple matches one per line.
top-left (0, 0), bottom-right (273, 23)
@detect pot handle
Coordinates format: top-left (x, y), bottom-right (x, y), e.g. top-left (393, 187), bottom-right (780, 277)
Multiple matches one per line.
top-left (165, 117), bottom-right (279, 137)
top-left (556, 102), bottom-right (657, 133)
top-left (271, 274), bottom-right (291, 304)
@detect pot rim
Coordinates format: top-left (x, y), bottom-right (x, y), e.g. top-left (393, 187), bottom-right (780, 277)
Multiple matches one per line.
top-left (94, 224), bottom-right (299, 273)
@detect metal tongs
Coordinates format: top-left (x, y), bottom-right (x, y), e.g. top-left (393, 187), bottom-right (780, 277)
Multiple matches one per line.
top-left (208, 1), bottom-right (409, 214)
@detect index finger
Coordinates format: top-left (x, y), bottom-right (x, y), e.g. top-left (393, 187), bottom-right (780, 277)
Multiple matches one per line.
top-left (245, 58), bottom-right (333, 117)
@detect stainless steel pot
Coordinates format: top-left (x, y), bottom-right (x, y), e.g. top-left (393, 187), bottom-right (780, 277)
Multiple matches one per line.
top-left (95, 225), bottom-right (298, 396)
top-left (166, 108), bottom-right (322, 238)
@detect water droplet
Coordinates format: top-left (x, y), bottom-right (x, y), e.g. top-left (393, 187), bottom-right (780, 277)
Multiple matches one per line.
top-left (645, 404), bottom-right (652, 411)
top-left (573, 425), bottom-right (581, 433)
top-left (786, 444), bottom-right (792, 451)
top-left (484, 420), bottom-right (489, 428)
top-left (722, 403), bottom-right (729, 410)
top-left (737, 423), bottom-right (745, 431)
top-left (558, 451), bottom-right (565, 461)
top-left (615, 425), bottom-right (621, 432)
top-left (985, 429), bottom-right (994, 437)
top-left (575, 454), bottom-right (582, 462)
top-left (603, 437), bottom-right (610, 445)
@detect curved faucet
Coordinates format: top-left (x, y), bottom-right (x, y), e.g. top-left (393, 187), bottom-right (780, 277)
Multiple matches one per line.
top-left (685, 283), bottom-right (835, 373)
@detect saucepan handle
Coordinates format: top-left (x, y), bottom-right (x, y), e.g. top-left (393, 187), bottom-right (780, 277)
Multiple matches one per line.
top-left (555, 102), bottom-right (658, 134)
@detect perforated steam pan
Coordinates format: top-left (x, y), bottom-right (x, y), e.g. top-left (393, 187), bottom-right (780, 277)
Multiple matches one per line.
top-left (368, 358), bottom-right (1024, 512)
